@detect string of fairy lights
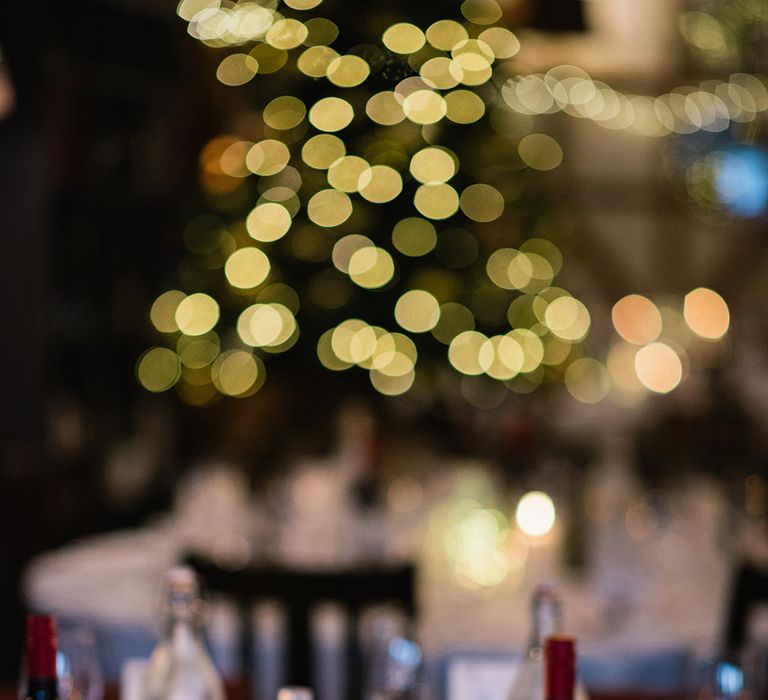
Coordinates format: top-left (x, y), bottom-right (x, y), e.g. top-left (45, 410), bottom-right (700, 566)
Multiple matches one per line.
top-left (137, 0), bottom-right (761, 406)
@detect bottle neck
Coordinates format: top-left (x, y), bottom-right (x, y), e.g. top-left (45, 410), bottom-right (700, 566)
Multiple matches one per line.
top-left (528, 597), bottom-right (562, 653)
top-left (165, 592), bottom-right (207, 657)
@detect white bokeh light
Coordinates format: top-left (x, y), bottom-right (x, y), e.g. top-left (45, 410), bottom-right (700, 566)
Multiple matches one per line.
top-left (515, 490), bottom-right (556, 537)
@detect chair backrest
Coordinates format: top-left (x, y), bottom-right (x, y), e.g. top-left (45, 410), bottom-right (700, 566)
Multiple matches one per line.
top-left (186, 554), bottom-right (417, 700)
top-left (724, 562), bottom-right (768, 652)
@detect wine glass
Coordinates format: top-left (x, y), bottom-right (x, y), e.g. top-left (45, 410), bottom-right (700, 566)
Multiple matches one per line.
top-left (56, 623), bottom-right (104, 700)
top-left (366, 633), bottom-right (423, 700)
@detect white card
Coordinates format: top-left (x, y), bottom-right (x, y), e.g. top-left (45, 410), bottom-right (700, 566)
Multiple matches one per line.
top-left (446, 655), bottom-right (519, 700)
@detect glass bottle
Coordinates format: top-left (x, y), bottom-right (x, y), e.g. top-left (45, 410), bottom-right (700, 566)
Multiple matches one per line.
top-left (23, 614), bottom-right (61, 700)
top-left (508, 585), bottom-right (587, 700)
top-left (143, 567), bottom-right (225, 700)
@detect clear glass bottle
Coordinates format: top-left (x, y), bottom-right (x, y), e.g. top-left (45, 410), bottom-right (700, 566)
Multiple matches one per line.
top-left (143, 567), bottom-right (225, 700)
top-left (508, 585), bottom-right (587, 700)
top-left (508, 585), bottom-right (561, 700)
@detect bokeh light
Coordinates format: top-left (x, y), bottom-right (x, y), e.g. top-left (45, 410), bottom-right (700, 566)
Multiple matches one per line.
top-left (518, 134), bottom-right (563, 171)
top-left (395, 290), bottom-right (441, 333)
top-left (612, 294), bottom-right (663, 345)
top-left (212, 350), bottom-right (265, 397)
top-left (515, 491), bottom-right (556, 537)
top-left (409, 147), bottom-right (457, 184)
top-left (564, 358), bottom-right (611, 404)
top-left (307, 189), bottom-right (353, 227)
top-left (224, 247), bottom-right (271, 289)
top-left (175, 293), bottom-right (220, 336)
top-left (383, 23), bottom-right (426, 54)
top-left (392, 218), bottom-right (437, 257)
top-left (635, 342), bottom-right (683, 394)
top-left (151, 290), bottom-right (187, 333)
top-left (137, 347), bottom-right (181, 393)
top-left (263, 95), bottom-right (307, 130)
top-left (348, 247), bottom-right (396, 289)
top-left (309, 97), bottom-right (355, 132)
top-left (301, 134), bottom-right (345, 169)
top-left (246, 202), bottom-right (292, 241)
top-left (154, 2), bottom-right (612, 401)
top-left (544, 296), bottom-right (590, 341)
top-left (460, 184), bottom-right (504, 222)
top-left (684, 287), bottom-right (730, 339)
top-left (414, 183), bottom-right (460, 219)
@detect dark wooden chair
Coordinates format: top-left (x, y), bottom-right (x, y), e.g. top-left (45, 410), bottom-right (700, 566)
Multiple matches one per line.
top-left (724, 561), bottom-right (768, 651)
top-left (186, 554), bottom-right (417, 700)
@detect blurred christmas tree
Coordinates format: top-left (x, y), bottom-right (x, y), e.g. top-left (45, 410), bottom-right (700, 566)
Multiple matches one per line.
top-left (137, 0), bottom-right (602, 405)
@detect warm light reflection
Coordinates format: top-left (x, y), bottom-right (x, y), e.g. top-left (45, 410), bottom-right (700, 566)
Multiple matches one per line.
top-left (224, 247), bottom-right (271, 289)
top-left (635, 342), bottom-right (683, 394)
top-left (327, 55), bottom-right (370, 88)
top-left (607, 342), bottom-right (646, 397)
top-left (564, 358), bottom-right (611, 404)
top-left (544, 297), bottom-right (590, 341)
top-left (515, 491), bottom-right (556, 537)
top-left (309, 97), bottom-right (355, 132)
top-left (246, 139), bottom-right (291, 176)
top-left (266, 19), bottom-right (309, 50)
top-left (366, 91), bottom-right (406, 125)
top-left (395, 290), bottom-right (441, 333)
top-left (358, 165), bottom-right (403, 203)
top-left (444, 90), bottom-right (485, 123)
top-left (246, 202), bottom-right (292, 241)
top-left (612, 294), bottom-right (663, 345)
top-left (137, 347), bottom-right (181, 392)
top-left (175, 293), bottom-right (220, 336)
top-left (212, 350), bottom-right (264, 397)
top-left (409, 147), bottom-right (457, 184)
top-left (178, 333), bottom-right (219, 369)
top-left (460, 184), bottom-right (504, 222)
top-left (478, 27), bottom-right (520, 59)
top-left (333, 235), bottom-right (374, 274)
top-left (327, 155), bottom-right (368, 193)
top-left (448, 330), bottom-right (487, 375)
top-left (414, 183), bottom-right (460, 219)
top-left (444, 507), bottom-right (525, 589)
top-left (432, 303), bottom-right (475, 344)
top-left (684, 287), bottom-right (730, 339)
top-left (298, 45), bottom-right (339, 78)
top-left (151, 290), bottom-right (187, 333)
top-left (348, 247), bottom-right (396, 289)
top-left (302, 134), bottom-right (345, 169)
top-left (426, 20), bottom-right (468, 51)
top-left (518, 133), bottom-right (563, 171)
top-left (307, 189), bottom-right (353, 227)
top-left (216, 54), bottom-right (258, 86)
top-left (263, 95), bottom-right (307, 130)
top-left (460, 0), bottom-right (501, 25)
top-left (392, 218), bottom-right (437, 257)
top-left (383, 23), bottom-right (426, 55)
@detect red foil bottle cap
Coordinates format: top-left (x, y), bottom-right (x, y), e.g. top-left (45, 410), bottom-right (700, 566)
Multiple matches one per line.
top-left (545, 636), bottom-right (575, 700)
top-left (26, 614), bottom-right (58, 680)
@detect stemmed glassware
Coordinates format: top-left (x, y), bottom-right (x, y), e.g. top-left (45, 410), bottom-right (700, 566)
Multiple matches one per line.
top-left (56, 623), bottom-right (104, 700)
